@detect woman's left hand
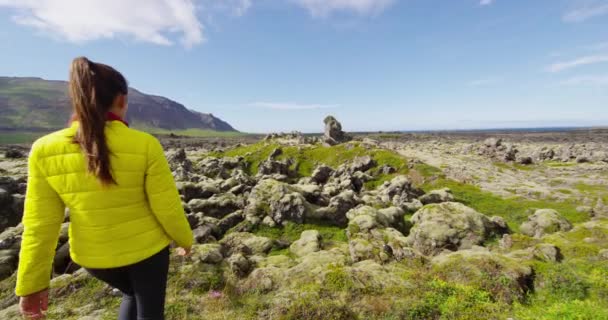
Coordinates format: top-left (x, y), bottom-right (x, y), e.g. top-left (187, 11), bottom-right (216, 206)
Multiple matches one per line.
top-left (19, 288), bottom-right (49, 319)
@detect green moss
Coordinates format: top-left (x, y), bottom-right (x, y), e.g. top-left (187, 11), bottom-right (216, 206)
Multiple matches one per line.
top-left (422, 178), bottom-right (585, 232)
top-left (545, 161), bottom-right (576, 168)
top-left (575, 182), bottom-right (608, 195)
top-left (0, 273), bottom-right (16, 303)
top-left (323, 264), bottom-right (355, 292)
top-left (534, 263), bottom-right (590, 301)
top-left (267, 247), bottom-right (293, 257)
top-left (167, 263), bottom-right (225, 295)
top-left (404, 279), bottom-right (506, 320)
top-left (413, 163), bottom-right (443, 178)
top-left (47, 276), bottom-right (120, 320)
top-left (217, 142), bottom-right (281, 175)
top-left (494, 162), bottom-right (535, 171)
top-left (252, 221), bottom-right (347, 244)
top-left (277, 294), bottom-right (357, 320)
top-left (514, 297), bottom-right (608, 320)
top-left (209, 141), bottom-right (408, 187)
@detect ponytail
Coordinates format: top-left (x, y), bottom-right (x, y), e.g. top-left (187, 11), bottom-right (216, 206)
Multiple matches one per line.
top-left (69, 57), bottom-right (128, 186)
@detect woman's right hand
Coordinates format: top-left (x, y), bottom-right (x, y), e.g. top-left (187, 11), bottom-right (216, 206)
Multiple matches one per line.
top-left (20, 288), bottom-right (48, 319)
top-left (176, 247), bottom-right (191, 257)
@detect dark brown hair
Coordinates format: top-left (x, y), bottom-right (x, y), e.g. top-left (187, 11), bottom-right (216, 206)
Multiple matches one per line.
top-left (69, 57), bottom-right (128, 186)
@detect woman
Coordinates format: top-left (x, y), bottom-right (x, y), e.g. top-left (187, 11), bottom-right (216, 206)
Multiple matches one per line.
top-left (16, 57), bottom-right (193, 320)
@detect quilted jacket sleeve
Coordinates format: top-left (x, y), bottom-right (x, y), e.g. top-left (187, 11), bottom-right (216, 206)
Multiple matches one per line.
top-left (145, 137), bottom-right (193, 248)
top-left (16, 142), bottom-right (65, 297)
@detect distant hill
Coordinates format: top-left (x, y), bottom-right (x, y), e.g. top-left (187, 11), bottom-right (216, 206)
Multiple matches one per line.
top-left (0, 77), bottom-right (236, 132)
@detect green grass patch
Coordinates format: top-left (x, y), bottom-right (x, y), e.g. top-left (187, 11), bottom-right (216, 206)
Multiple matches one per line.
top-left (494, 162), bottom-right (535, 171)
top-left (47, 275), bottom-right (120, 320)
top-left (404, 279), bottom-right (506, 320)
top-left (251, 221), bottom-right (347, 244)
top-left (544, 161), bottom-right (576, 168)
top-left (575, 182), bottom-right (607, 194)
top-left (139, 126), bottom-right (247, 138)
top-left (422, 178), bottom-right (585, 231)
top-left (210, 142), bottom-right (409, 189)
top-left (413, 163), bottom-right (443, 178)
top-left (0, 131), bottom-right (49, 144)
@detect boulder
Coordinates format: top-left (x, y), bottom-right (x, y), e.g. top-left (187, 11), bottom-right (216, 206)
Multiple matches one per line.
top-left (227, 253), bottom-right (251, 277)
top-left (290, 230), bottom-right (321, 257)
top-left (217, 211), bottom-right (245, 235)
top-left (167, 148), bottom-right (193, 180)
top-left (191, 243), bottom-right (224, 264)
top-left (187, 193), bottom-right (242, 219)
top-left (177, 181), bottom-right (219, 201)
top-left (323, 116), bottom-right (351, 145)
top-left (349, 156), bottom-right (376, 173)
top-left (257, 158), bottom-right (292, 176)
top-left (504, 145), bottom-right (518, 162)
top-left (197, 157), bottom-right (241, 179)
top-left (0, 189), bottom-right (22, 231)
top-left (535, 147), bottom-right (555, 161)
top-left (483, 138), bottom-right (502, 148)
top-left (244, 179), bottom-right (314, 225)
top-left (508, 243), bottom-right (562, 263)
top-left (4, 148), bottom-right (25, 159)
top-left (346, 206), bottom-right (415, 263)
top-left (517, 156), bottom-right (533, 165)
top-left (0, 249), bottom-right (17, 281)
top-left (220, 232), bottom-right (274, 256)
top-left (406, 202), bottom-right (506, 255)
top-left (293, 184), bottom-right (324, 205)
top-left (53, 242), bottom-right (80, 274)
top-left (269, 147), bottom-right (282, 159)
top-left (377, 176), bottom-right (424, 209)
top-left (193, 224), bottom-right (219, 243)
top-left (378, 164), bottom-right (396, 175)
top-left (432, 249), bottom-right (533, 304)
top-left (311, 165), bottom-right (334, 184)
top-left (419, 188), bottom-right (454, 205)
top-left (519, 209), bottom-right (572, 238)
top-left (313, 190), bottom-right (360, 226)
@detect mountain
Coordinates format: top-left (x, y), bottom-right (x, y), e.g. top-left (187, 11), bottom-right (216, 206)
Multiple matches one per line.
top-left (0, 77), bottom-right (236, 132)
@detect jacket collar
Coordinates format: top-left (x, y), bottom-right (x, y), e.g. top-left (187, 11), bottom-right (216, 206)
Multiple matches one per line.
top-left (68, 112), bottom-right (129, 127)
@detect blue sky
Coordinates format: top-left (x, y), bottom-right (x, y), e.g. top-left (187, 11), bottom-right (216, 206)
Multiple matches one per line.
top-left (0, 0), bottom-right (607, 133)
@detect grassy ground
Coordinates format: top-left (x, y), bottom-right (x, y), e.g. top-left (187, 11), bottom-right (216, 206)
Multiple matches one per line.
top-left (421, 178), bottom-right (584, 232)
top-left (2, 140), bottom-right (606, 319)
top-left (0, 131), bottom-right (50, 144)
top-left (208, 141), bottom-right (409, 189)
top-left (143, 127), bottom-right (248, 138)
top-left (0, 128), bottom-right (248, 145)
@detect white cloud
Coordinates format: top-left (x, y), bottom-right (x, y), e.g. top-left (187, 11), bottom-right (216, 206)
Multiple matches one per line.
top-left (560, 75), bottom-right (608, 86)
top-left (205, 0), bottom-right (252, 17)
top-left (563, 2), bottom-right (608, 22)
top-left (479, 0), bottom-right (494, 6)
top-left (249, 102), bottom-right (339, 110)
top-left (546, 54), bottom-right (608, 72)
top-left (233, 0), bottom-right (252, 16)
top-left (0, 0), bottom-right (204, 47)
top-left (293, 0), bottom-right (396, 18)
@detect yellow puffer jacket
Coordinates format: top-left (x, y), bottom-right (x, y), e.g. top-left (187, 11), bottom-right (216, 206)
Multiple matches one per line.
top-left (15, 120), bottom-right (193, 297)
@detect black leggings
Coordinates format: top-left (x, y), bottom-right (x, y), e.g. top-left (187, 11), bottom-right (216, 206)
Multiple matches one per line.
top-left (86, 247), bottom-right (170, 320)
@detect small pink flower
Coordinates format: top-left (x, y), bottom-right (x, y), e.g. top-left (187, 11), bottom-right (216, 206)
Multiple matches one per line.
top-left (209, 290), bottom-right (223, 299)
